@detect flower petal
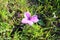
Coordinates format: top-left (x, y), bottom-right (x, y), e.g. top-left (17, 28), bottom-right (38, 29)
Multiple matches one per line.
top-left (31, 15), bottom-right (39, 23)
top-left (21, 18), bottom-right (28, 24)
top-left (21, 18), bottom-right (33, 26)
top-left (27, 20), bottom-right (33, 26)
top-left (24, 11), bottom-right (31, 18)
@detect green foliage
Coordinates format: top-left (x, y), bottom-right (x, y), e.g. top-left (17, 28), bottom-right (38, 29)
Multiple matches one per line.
top-left (0, 0), bottom-right (60, 40)
top-left (38, 19), bottom-right (45, 26)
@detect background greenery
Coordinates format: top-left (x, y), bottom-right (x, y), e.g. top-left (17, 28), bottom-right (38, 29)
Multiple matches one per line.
top-left (0, 0), bottom-right (60, 40)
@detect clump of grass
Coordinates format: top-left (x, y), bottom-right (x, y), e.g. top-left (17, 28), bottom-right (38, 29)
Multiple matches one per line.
top-left (0, 0), bottom-right (60, 40)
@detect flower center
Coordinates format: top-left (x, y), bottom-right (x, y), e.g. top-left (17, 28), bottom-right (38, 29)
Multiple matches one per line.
top-left (28, 17), bottom-right (31, 20)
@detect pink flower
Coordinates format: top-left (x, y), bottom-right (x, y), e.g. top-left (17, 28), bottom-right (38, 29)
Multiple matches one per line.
top-left (21, 11), bottom-right (39, 26)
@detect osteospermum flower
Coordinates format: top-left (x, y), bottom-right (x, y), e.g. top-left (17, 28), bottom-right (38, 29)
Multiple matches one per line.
top-left (21, 11), bottom-right (39, 26)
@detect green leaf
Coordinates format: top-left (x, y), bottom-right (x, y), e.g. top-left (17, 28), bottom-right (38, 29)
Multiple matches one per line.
top-left (38, 19), bottom-right (45, 26)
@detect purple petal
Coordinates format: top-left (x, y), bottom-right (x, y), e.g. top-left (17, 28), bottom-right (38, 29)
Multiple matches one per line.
top-left (31, 15), bottom-right (39, 23)
top-left (24, 11), bottom-right (31, 18)
top-left (21, 18), bottom-right (28, 24)
top-left (27, 20), bottom-right (33, 26)
top-left (21, 18), bottom-right (33, 25)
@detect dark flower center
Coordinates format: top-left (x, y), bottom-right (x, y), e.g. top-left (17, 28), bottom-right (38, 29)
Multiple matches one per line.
top-left (28, 17), bottom-right (31, 20)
